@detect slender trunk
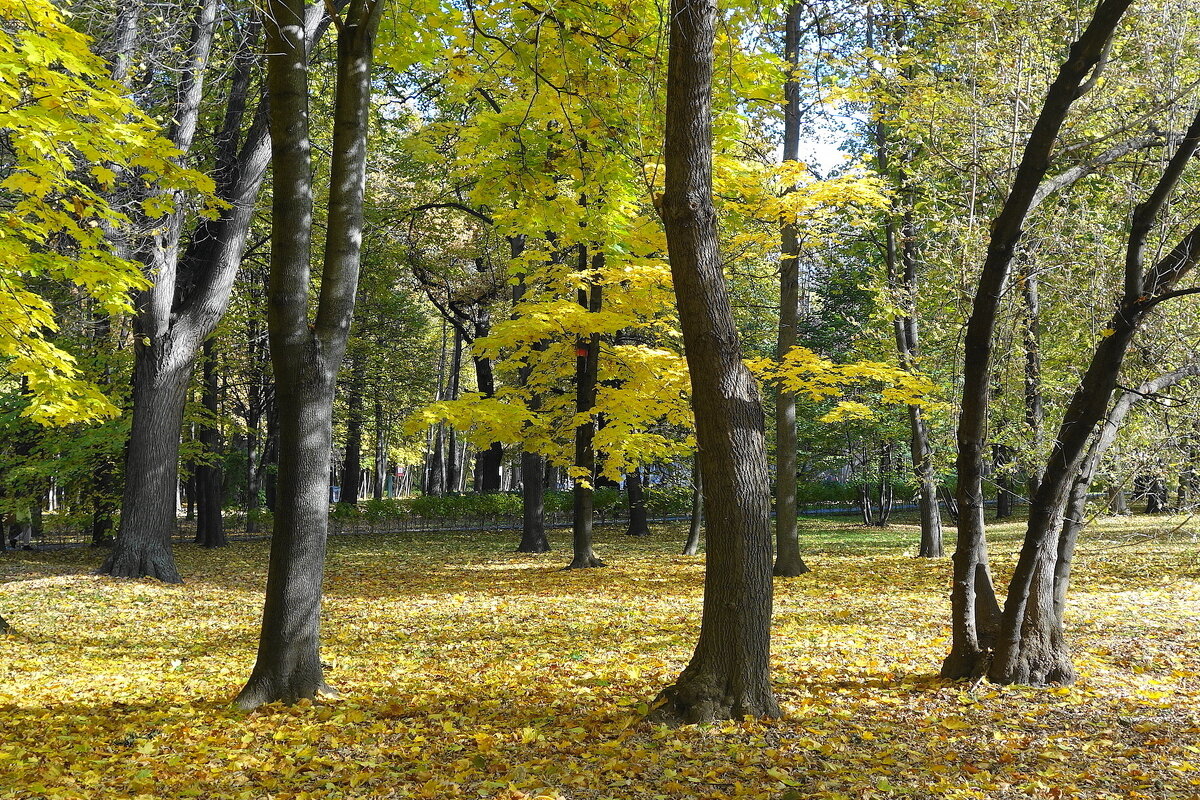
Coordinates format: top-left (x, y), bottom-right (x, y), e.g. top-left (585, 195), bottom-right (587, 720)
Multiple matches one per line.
top-left (445, 329), bottom-right (462, 494)
top-left (945, 0), bottom-right (1130, 679)
top-left (196, 337), bottom-right (226, 547)
top-left (1022, 268), bottom-right (1045, 497)
top-left (373, 397), bottom-right (386, 501)
top-left (652, 0), bottom-right (779, 722)
top-left (473, 323), bottom-right (503, 493)
top-left (682, 461), bottom-right (703, 556)
top-left (513, 237), bottom-right (549, 553)
top-left (773, 2), bottom-right (810, 578)
top-left (339, 356), bottom-right (365, 507)
top-left (567, 253), bottom-right (605, 569)
top-left (626, 469), bottom-right (650, 536)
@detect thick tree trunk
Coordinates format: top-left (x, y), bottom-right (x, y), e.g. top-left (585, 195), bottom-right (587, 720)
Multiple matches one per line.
top-left (567, 261), bottom-right (605, 569)
top-left (237, 0), bottom-right (380, 709)
top-left (652, 0), bottom-right (779, 723)
top-left (195, 337), bottom-right (226, 548)
top-left (626, 469), bottom-right (650, 536)
top-left (102, 343), bottom-right (190, 582)
top-left (682, 462), bottom-right (703, 556)
top-left (773, 2), bottom-right (810, 579)
top-left (945, 0), bottom-right (1130, 679)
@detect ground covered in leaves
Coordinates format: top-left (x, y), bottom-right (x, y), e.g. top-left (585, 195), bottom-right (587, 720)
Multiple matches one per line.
top-left (1, 515), bottom-right (1199, 799)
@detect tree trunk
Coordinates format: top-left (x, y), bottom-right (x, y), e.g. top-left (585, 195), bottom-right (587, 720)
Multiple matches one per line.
top-left (945, 0), bottom-right (1130, 679)
top-left (682, 461), bottom-right (703, 556)
top-left (652, 0), bottom-right (779, 723)
top-left (1022, 269), bottom-right (1045, 498)
top-left (989, 108), bottom-right (1200, 687)
top-left (445, 329), bottom-right (462, 495)
top-left (237, 0), bottom-right (381, 709)
top-left (101, 343), bottom-right (190, 582)
top-left (567, 255), bottom-right (605, 569)
top-left (373, 397), bottom-right (387, 501)
top-left (518, 451), bottom-right (549, 552)
top-left (472, 333), bottom-right (503, 493)
top-left (773, 1), bottom-right (810, 579)
top-left (195, 337), bottom-right (226, 548)
top-left (339, 356), bottom-right (365, 507)
top-left (626, 469), bottom-right (650, 536)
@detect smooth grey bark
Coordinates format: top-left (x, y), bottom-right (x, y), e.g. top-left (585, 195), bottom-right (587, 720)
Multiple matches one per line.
top-left (567, 251), bottom-right (605, 569)
top-left (988, 108), bottom-right (1200, 686)
top-left (651, 0), bottom-right (779, 723)
top-left (236, 0), bottom-right (382, 710)
top-left (944, 0), bottom-right (1131, 679)
top-left (773, 2), bottom-right (810, 578)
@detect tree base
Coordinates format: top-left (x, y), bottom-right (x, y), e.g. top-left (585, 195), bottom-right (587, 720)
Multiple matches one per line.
top-left (235, 676), bottom-right (339, 711)
top-left (648, 677), bottom-right (780, 725)
top-left (564, 553), bottom-right (606, 569)
top-left (0, 615), bottom-right (11, 635)
top-left (940, 647), bottom-right (990, 681)
top-left (772, 556), bottom-right (811, 577)
top-left (516, 540), bottom-right (550, 554)
top-left (98, 546), bottom-right (183, 584)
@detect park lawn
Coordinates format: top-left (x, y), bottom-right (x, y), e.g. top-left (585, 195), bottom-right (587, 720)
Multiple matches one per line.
top-left (0, 516), bottom-right (1198, 800)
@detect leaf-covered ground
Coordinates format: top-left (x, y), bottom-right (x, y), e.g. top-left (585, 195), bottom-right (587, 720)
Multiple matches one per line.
top-left (1, 515), bottom-right (1198, 800)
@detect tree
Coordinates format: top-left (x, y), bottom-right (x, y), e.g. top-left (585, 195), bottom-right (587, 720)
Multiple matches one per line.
top-left (943, 0), bottom-right (1133, 680)
top-left (650, 0), bottom-right (780, 723)
top-left (772, 1), bottom-right (812, 577)
top-left (236, 0), bottom-right (383, 709)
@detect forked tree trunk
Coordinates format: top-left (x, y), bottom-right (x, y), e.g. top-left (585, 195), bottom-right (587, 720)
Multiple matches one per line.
top-left (944, 0), bottom-right (1130, 680)
top-left (989, 109), bottom-right (1200, 687)
top-left (567, 258), bottom-right (605, 569)
top-left (236, 0), bottom-right (381, 709)
top-left (772, 2), bottom-right (810, 579)
top-left (626, 469), bottom-right (650, 536)
top-left (652, 0), bottom-right (779, 723)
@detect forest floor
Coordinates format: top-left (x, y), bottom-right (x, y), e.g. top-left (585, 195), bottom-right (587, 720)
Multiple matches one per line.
top-left (1, 514), bottom-right (1198, 800)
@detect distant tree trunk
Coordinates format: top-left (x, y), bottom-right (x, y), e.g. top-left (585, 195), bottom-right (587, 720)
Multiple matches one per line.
top-left (472, 331), bottom-right (503, 493)
top-left (237, 0), bottom-right (381, 709)
top-left (1022, 267), bottom-right (1045, 498)
top-left (626, 469), bottom-right (650, 536)
top-left (444, 329), bottom-right (462, 495)
top-left (195, 337), bottom-right (226, 548)
top-left (773, 2), bottom-right (810, 578)
top-left (994, 443), bottom-right (1015, 520)
top-left (373, 397), bottom-right (387, 501)
top-left (682, 461), bottom-right (703, 556)
top-left (518, 451), bottom-right (549, 553)
top-left (944, 0), bottom-right (1129, 679)
top-left (652, 0), bottom-right (779, 723)
top-left (339, 356), bottom-right (365, 507)
top-left (567, 251), bottom-right (605, 569)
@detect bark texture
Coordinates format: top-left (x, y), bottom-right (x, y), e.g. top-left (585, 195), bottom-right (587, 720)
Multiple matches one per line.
top-left (626, 470), bottom-right (650, 537)
top-left (567, 260), bottom-right (605, 569)
top-left (652, 0), bottom-right (779, 723)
